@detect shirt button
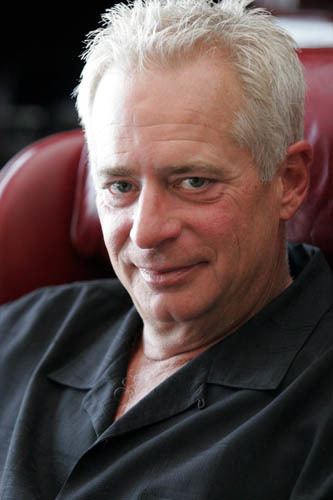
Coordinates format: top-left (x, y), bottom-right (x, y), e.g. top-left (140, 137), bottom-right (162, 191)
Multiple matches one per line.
top-left (114, 387), bottom-right (125, 400)
top-left (197, 397), bottom-right (206, 409)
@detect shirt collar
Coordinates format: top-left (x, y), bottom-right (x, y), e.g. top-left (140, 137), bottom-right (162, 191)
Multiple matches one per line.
top-left (207, 244), bottom-right (333, 390)
top-left (48, 244), bottom-right (333, 393)
top-left (48, 307), bottom-right (142, 389)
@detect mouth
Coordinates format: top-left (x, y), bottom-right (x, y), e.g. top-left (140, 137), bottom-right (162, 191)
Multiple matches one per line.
top-left (137, 262), bottom-right (207, 288)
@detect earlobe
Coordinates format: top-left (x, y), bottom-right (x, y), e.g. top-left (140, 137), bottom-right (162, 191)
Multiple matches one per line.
top-left (279, 140), bottom-right (312, 221)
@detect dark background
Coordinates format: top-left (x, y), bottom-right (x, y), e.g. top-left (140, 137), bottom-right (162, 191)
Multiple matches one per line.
top-left (1, 0), bottom-right (332, 167)
top-left (0, 2), bottom-right (118, 166)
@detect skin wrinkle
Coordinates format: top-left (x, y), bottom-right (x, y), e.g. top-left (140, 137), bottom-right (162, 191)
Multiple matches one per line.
top-left (89, 55), bottom-right (309, 417)
top-left (94, 65), bottom-right (282, 327)
top-left (94, 124), bottom-right (232, 143)
top-left (96, 164), bottom-right (235, 187)
top-left (95, 138), bottom-right (247, 186)
top-left (72, 3), bottom-right (312, 421)
top-left (94, 136), bottom-right (230, 172)
top-left (102, 118), bottom-right (222, 127)
top-left (151, 138), bottom-right (219, 144)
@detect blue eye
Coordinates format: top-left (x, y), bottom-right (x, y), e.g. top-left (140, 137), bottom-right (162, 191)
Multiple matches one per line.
top-left (181, 177), bottom-right (209, 189)
top-left (110, 181), bottom-right (133, 193)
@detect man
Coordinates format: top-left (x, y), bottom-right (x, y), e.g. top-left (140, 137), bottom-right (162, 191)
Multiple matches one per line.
top-left (1, 0), bottom-right (333, 498)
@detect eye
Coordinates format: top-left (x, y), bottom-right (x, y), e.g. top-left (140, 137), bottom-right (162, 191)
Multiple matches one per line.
top-left (109, 181), bottom-right (134, 194)
top-left (180, 177), bottom-right (212, 190)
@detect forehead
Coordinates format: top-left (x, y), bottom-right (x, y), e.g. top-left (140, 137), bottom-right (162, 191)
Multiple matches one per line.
top-left (88, 54), bottom-right (243, 168)
top-left (92, 53), bottom-right (241, 123)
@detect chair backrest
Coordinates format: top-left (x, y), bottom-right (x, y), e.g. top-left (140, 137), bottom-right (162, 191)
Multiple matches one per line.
top-left (287, 48), bottom-right (333, 263)
top-left (0, 48), bottom-right (332, 304)
top-left (0, 130), bottom-right (112, 304)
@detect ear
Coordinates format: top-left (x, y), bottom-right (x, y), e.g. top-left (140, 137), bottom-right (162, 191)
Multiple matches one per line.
top-left (279, 140), bottom-right (312, 221)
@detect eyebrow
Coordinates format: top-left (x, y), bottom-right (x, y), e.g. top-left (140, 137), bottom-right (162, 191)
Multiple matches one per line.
top-left (96, 166), bottom-right (134, 181)
top-left (96, 163), bottom-right (224, 181)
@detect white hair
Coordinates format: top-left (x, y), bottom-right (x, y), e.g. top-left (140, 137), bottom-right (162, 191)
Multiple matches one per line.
top-left (75, 0), bottom-right (305, 181)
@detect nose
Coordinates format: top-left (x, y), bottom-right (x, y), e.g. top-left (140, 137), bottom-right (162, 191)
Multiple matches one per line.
top-left (129, 186), bottom-right (182, 249)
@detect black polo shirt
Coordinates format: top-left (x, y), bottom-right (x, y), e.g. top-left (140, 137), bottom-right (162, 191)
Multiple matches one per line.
top-left (0, 244), bottom-right (333, 499)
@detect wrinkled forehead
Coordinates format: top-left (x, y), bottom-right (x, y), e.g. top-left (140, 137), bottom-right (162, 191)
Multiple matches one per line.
top-left (89, 53), bottom-right (242, 132)
top-left (85, 54), bottom-right (244, 176)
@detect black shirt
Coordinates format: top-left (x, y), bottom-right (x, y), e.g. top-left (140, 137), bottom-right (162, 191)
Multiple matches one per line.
top-left (0, 244), bottom-right (333, 499)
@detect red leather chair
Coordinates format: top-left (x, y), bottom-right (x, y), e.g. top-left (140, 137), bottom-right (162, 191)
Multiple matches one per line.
top-left (0, 48), bottom-right (332, 304)
top-left (287, 48), bottom-right (333, 262)
top-left (0, 130), bottom-right (113, 304)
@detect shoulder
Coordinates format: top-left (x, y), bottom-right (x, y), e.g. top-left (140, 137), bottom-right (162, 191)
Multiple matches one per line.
top-left (0, 278), bottom-right (130, 319)
top-left (0, 279), bottom-right (132, 357)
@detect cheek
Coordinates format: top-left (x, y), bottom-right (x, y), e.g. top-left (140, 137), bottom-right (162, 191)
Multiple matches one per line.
top-left (97, 205), bottom-right (131, 260)
top-left (187, 207), bottom-right (243, 273)
top-left (199, 198), bottom-right (264, 265)
top-left (197, 204), bottom-right (241, 246)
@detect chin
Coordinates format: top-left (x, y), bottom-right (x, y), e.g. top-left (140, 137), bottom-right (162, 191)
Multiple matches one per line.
top-left (141, 293), bottom-right (217, 325)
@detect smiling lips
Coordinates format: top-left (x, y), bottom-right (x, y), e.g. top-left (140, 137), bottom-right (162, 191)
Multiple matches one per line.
top-left (137, 262), bottom-right (207, 287)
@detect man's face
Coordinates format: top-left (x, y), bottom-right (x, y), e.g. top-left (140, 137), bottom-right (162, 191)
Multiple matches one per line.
top-left (89, 55), bottom-right (285, 329)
